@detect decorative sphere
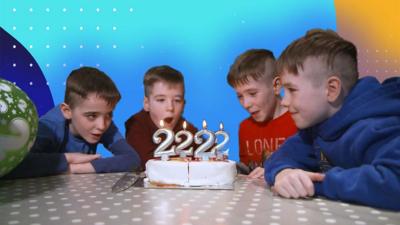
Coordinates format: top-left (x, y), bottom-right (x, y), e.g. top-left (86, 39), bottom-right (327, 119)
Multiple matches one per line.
top-left (0, 78), bottom-right (38, 177)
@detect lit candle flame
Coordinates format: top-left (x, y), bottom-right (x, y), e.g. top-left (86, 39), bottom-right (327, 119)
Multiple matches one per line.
top-left (202, 120), bottom-right (207, 129)
top-left (159, 119), bottom-right (164, 128)
top-left (219, 122), bottom-right (224, 130)
top-left (183, 121), bottom-right (187, 130)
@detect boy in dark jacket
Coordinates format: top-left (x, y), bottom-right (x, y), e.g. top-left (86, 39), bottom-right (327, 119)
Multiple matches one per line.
top-left (264, 29), bottom-right (400, 210)
top-left (5, 67), bottom-right (141, 178)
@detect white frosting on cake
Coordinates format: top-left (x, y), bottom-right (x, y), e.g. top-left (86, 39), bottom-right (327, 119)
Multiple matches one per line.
top-left (189, 161), bottom-right (236, 186)
top-left (145, 160), bottom-right (189, 186)
top-left (145, 159), bottom-right (237, 186)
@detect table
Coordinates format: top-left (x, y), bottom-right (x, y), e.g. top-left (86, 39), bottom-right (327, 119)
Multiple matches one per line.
top-left (1, 173), bottom-right (399, 225)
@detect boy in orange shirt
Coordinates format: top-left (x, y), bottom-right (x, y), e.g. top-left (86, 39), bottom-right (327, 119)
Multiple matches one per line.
top-left (227, 49), bottom-right (297, 179)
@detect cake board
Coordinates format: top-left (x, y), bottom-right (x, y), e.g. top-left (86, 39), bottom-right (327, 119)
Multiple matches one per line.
top-left (142, 177), bottom-right (235, 190)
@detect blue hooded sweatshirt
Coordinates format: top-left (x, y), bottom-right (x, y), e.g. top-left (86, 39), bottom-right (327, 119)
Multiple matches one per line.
top-left (4, 105), bottom-right (141, 178)
top-left (264, 76), bottom-right (400, 210)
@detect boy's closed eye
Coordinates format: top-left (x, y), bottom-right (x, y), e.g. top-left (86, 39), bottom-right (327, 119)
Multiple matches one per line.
top-left (84, 113), bottom-right (98, 120)
top-left (155, 98), bottom-right (166, 103)
top-left (248, 91), bottom-right (257, 97)
top-left (174, 99), bottom-right (183, 104)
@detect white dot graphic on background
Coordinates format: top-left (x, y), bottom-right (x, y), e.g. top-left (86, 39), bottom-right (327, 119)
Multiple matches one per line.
top-left (12, 8), bottom-right (16, 12)
top-left (80, 44), bottom-right (84, 48)
top-left (79, 26), bottom-right (84, 31)
top-left (45, 26), bottom-right (50, 31)
top-left (29, 26), bottom-right (33, 31)
top-left (29, 63), bottom-right (33, 67)
top-left (45, 8), bottom-right (50, 12)
top-left (96, 8), bottom-right (100, 12)
top-left (12, 45), bottom-right (16, 48)
top-left (113, 26), bottom-right (117, 31)
top-left (62, 44), bottom-right (67, 49)
top-left (29, 8), bottom-right (33, 12)
top-left (62, 8), bottom-right (67, 12)
top-left (12, 26), bottom-right (17, 30)
top-left (113, 8), bottom-right (117, 12)
top-left (129, 8), bottom-right (134, 12)
top-left (62, 26), bottom-right (67, 31)
top-left (96, 26), bottom-right (100, 31)
top-left (96, 44), bottom-right (100, 49)
top-left (46, 44), bottom-right (50, 48)
top-left (112, 44), bottom-right (117, 49)
top-left (12, 63), bottom-right (16, 67)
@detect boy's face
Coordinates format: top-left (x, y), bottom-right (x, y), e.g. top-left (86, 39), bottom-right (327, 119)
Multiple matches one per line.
top-left (280, 57), bottom-right (332, 129)
top-left (234, 76), bottom-right (278, 123)
top-left (61, 93), bottom-right (115, 144)
top-left (144, 81), bottom-right (184, 129)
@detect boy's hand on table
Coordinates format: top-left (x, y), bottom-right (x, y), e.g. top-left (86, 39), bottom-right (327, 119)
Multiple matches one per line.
top-left (67, 163), bottom-right (96, 174)
top-left (64, 153), bottom-right (100, 174)
top-left (248, 167), bottom-right (264, 179)
top-left (65, 153), bottom-right (101, 164)
top-left (273, 168), bottom-right (325, 198)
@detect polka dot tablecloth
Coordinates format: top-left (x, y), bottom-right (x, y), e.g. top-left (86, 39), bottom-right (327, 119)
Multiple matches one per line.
top-left (0, 174), bottom-right (399, 225)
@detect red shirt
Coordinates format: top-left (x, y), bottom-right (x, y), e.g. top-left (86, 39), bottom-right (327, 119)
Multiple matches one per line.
top-left (125, 110), bottom-right (198, 170)
top-left (239, 111), bottom-right (297, 166)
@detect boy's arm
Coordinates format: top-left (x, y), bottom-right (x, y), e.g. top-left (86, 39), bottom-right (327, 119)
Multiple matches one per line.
top-left (314, 135), bottom-right (400, 210)
top-left (90, 122), bottom-right (141, 173)
top-left (2, 120), bottom-right (70, 179)
top-left (264, 132), bottom-right (320, 185)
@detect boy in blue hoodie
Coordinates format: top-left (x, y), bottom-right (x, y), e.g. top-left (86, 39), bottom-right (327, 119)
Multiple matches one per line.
top-left (264, 29), bottom-right (400, 210)
top-left (4, 67), bottom-right (141, 178)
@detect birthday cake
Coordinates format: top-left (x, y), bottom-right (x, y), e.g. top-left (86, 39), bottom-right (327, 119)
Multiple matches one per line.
top-left (145, 159), bottom-right (237, 186)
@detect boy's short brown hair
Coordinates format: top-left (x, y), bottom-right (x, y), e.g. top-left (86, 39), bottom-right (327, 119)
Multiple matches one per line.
top-left (64, 67), bottom-right (121, 108)
top-left (143, 65), bottom-right (185, 97)
top-left (227, 49), bottom-right (276, 87)
top-left (277, 29), bottom-right (359, 91)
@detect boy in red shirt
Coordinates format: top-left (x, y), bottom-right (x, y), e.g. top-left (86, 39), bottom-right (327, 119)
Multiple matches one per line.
top-left (227, 49), bottom-right (297, 179)
top-left (125, 65), bottom-right (197, 170)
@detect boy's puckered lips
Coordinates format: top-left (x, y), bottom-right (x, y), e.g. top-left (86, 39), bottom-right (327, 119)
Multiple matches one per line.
top-left (91, 133), bottom-right (102, 138)
top-left (163, 117), bottom-right (173, 124)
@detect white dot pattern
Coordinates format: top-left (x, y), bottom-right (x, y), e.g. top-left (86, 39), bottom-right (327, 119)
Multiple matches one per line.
top-left (0, 174), bottom-right (399, 224)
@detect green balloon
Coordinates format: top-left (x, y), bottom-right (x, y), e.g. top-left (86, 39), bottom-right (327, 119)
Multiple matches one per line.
top-left (0, 78), bottom-right (38, 177)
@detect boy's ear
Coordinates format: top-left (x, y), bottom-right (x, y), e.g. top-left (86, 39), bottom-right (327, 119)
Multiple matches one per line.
top-left (143, 97), bottom-right (150, 111)
top-left (272, 76), bottom-right (281, 96)
top-left (60, 103), bottom-right (72, 119)
top-left (326, 76), bottom-right (342, 103)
